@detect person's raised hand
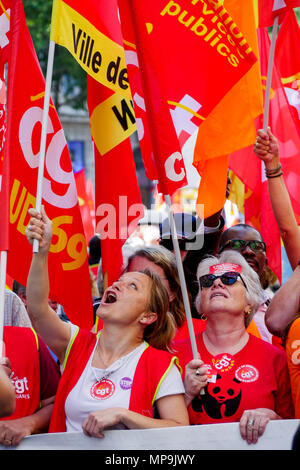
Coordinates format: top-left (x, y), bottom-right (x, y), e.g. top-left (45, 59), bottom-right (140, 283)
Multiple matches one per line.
top-left (25, 205), bottom-right (53, 254)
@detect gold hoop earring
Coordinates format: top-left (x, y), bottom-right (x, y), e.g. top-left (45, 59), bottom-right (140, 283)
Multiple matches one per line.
top-left (200, 313), bottom-right (207, 321)
top-left (244, 309), bottom-right (252, 318)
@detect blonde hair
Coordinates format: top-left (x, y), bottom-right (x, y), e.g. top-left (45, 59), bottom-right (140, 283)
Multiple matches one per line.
top-left (127, 246), bottom-right (185, 329)
top-left (195, 251), bottom-right (264, 327)
top-left (142, 269), bottom-right (177, 352)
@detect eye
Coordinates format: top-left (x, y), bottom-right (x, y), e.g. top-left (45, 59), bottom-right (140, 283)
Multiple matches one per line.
top-left (129, 282), bottom-right (137, 290)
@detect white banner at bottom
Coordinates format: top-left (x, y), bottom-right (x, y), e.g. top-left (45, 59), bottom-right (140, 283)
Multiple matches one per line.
top-left (0, 419), bottom-right (299, 450)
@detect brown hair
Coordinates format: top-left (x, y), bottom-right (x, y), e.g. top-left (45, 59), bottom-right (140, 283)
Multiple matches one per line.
top-left (141, 268), bottom-right (177, 352)
top-left (127, 246), bottom-right (185, 329)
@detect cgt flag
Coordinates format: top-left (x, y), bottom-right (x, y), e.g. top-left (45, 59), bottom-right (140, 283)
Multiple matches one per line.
top-left (84, 0), bottom-right (143, 290)
top-left (255, 0), bottom-right (300, 27)
top-left (275, 9), bottom-right (300, 134)
top-left (5, 0), bottom-right (93, 329)
top-left (0, 0), bottom-right (10, 252)
top-left (193, 0), bottom-right (263, 218)
top-left (118, 0), bottom-right (257, 199)
top-left (230, 27), bottom-right (300, 281)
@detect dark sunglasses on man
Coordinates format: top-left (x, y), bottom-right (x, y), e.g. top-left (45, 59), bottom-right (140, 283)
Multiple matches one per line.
top-left (199, 271), bottom-right (248, 291)
top-left (219, 239), bottom-right (266, 253)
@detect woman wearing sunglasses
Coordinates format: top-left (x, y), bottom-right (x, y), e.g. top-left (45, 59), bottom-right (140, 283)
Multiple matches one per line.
top-left (174, 250), bottom-right (294, 445)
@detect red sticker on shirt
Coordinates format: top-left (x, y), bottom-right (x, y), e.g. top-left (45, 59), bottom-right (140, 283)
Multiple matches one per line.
top-left (212, 354), bottom-right (235, 373)
top-left (90, 379), bottom-right (115, 400)
top-left (235, 365), bottom-right (259, 383)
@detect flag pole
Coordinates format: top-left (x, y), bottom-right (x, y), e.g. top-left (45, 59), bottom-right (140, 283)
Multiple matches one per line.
top-left (33, 39), bottom-right (56, 253)
top-left (0, 251), bottom-right (7, 358)
top-left (263, 14), bottom-right (279, 131)
top-left (164, 196), bottom-right (199, 352)
top-left (164, 194), bottom-right (204, 394)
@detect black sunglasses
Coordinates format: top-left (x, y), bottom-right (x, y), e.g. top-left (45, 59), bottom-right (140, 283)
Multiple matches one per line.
top-left (219, 239), bottom-right (266, 253)
top-left (199, 271), bottom-right (248, 290)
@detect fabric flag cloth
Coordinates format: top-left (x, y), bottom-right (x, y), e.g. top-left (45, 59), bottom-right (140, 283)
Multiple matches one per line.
top-left (275, 9), bottom-right (300, 134)
top-left (5, 0), bottom-right (93, 329)
top-left (230, 27), bottom-right (300, 282)
top-left (193, 0), bottom-right (264, 218)
top-left (118, 0), bottom-right (257, 203)
top-left (74, 168), bottom-right (95, 244)
top-left (255, 0), bottom-right (300, 27)
top-left (50, 0), bottom-right (143, 288)
top-left (0, 0), bottom-right (10, 251)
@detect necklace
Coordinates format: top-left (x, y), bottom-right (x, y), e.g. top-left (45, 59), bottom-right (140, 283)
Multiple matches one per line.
top-left (91, 340), bottom-right (144, 384)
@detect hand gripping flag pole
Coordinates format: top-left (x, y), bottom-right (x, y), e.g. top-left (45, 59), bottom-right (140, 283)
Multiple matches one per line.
top-left (164, 194), bottom-right (205, 395)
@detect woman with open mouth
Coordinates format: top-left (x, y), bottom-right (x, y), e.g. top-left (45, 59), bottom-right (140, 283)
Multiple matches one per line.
top-left (24, 207), bottom-right (189, 437)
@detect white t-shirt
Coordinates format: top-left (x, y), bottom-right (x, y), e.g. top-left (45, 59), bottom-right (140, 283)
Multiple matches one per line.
top-left (64, 326), bottom-right (185, 432)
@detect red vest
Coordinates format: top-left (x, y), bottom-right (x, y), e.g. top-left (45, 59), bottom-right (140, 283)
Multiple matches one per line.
top-left (49, 328), bottom-right (180, 432)
top-left (1, 326), bottom-right (40, 420)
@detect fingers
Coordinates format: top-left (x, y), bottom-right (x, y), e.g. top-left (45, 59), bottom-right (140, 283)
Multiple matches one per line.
top-left (240, 411), bottom-right (270, 445)
top-left (185, 359), bottom-right (208, 399)
top-left (82, 416), bottom-right (104, 439)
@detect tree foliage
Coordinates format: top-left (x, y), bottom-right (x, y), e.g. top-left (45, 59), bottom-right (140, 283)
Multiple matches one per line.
top-left (23, 0), bottom-right (87, 111)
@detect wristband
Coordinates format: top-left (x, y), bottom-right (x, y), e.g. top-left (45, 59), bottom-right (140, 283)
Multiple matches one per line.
top-left (266, 171), bottom-right (283, 179)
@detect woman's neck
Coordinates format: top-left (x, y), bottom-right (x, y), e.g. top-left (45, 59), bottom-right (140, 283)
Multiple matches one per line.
top-left (93, 324), bottom-right (144, 368)
top-left (203, 315), bottom-right (249, 356)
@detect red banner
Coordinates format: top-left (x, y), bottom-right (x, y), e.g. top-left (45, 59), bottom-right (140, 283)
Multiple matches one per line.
top-left (118, 0), bottom-right (257, 197)
top-left (0, 1), bottom-right (10, 251)
top-left (230, 27), bottom-right (300, 281)
top-left (275, 9), bottom-right (300, 134)
top-left (5, 0), bottom-right (93, 329)
top-left (256, 0), bottom-right (300, 27)
top-left (74, 168), bottom-right (95, 244)
top-left (83, 0), bottom-right (143, 287)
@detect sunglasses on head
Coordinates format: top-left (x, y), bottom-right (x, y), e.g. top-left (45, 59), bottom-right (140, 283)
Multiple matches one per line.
top-left (199, 271), bottom-right (248, 290)
top-left (219, 239), bottom-right (266, 253)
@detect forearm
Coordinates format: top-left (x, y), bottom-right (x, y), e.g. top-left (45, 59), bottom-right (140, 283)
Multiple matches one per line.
top-left (27, 252), bottom-right (50, 324)
top-left (266, 265), bottom-right (300, 336)
top-left (15, 403), bottom-right (54, 436)
top-left (118, 408), bottom-right (186, 430)
top-left (26, 251), bottom-right (70, 362)
top-left (0, 368), bottom-right (15, 418)
top-left (265, 161), bottom-right (300, 269)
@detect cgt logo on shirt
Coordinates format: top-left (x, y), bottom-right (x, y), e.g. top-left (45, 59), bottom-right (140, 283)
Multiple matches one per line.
top-left (235, 365), bottom-right (259, 383)
top-left (10, 373), bottom-right (30, 399)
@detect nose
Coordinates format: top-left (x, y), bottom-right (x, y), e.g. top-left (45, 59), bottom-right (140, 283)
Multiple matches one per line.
top-left (212, 277), bottom-right (225, 288)
top-left (241, 244), bottom-right (255, 255)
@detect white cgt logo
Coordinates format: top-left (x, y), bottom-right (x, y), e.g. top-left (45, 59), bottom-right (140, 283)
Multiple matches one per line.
top-left (164, 151), bottom-right (186, 182)
top-left (18, 106), bottom-right (78, 209)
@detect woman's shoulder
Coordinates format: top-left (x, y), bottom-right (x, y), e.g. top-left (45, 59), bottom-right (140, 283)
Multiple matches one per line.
top-left (247, 333), bottom-right (287, 360)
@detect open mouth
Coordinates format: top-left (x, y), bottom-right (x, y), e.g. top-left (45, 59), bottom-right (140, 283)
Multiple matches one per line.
top-left (103, 289), bottom-right (118, 304)
top-left (210, 292), bottom-right (227, 299)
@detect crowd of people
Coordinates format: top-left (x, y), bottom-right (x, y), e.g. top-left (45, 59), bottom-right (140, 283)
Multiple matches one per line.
top-left (0, 128), bottom-right (299, 449)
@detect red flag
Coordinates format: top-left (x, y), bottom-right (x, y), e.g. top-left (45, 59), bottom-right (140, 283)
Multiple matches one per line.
top-left (0, 1), bottom-right (10, 251)
top-left (0, 67), bottom-right (8, 251)
top-left (230, 27), bottom-right (300, 281)
top-left (50, 0), bottom-right (143, 289)
top-left (6, 0), bottom-right (93, 328)
top-left (275, 9), bottom-right (300, 134)
top-left (255, 0), bottom-right (300, 27)
top-left (74, 168), bottom-right (95, 243)
top-left (118, 0), bottom-right (257, 198)
top-left (83, 1), bottom-right (143, 287)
